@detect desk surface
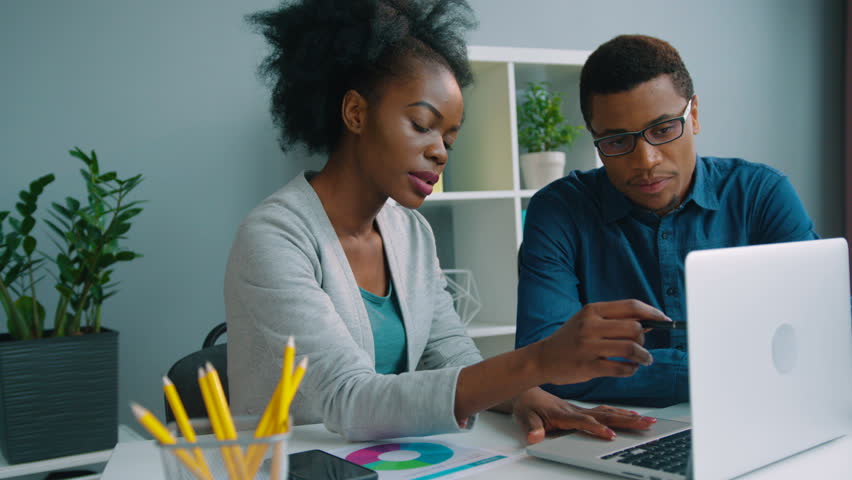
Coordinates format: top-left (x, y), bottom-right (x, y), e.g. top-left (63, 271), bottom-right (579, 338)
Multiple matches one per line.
top-left (0, 424), bottom-right (142, 479)
top-left (101, 405), bottom-right (851, 480)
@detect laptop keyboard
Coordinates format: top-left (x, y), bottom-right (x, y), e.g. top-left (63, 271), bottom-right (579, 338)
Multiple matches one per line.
top-left (600, 429), bottom-right (691, 475)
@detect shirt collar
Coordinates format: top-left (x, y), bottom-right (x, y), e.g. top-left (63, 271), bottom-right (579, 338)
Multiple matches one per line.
top-left (685, 155), bottom-right (721, 211)
top-left (600, 155), bottom-right (720, 223)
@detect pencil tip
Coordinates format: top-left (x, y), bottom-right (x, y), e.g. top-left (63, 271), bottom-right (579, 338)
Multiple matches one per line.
top-left (130, 402), bottom-right (145, 417)
top-left (287, 336), bottom-right (294, 346)
top-left (198, 367), bottom-right (206, 378)
top-left (162, 376), bottom-right (173, 386)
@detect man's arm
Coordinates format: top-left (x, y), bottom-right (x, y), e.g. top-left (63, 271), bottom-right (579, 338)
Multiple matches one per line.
top-left (748, 172), bottom-right (852, 317)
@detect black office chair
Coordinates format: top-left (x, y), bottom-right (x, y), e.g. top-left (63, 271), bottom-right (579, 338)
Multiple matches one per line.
top-left (517, 241), bottom-right (523, 275)
top-left (164, 322), bottom-right (228, 423)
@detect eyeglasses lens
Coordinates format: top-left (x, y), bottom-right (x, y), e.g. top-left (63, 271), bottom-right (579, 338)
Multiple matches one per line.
top-left (597, 119), bottom-right (684, 156)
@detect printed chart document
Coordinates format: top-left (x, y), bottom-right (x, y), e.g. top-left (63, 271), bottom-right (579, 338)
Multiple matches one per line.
top-left (330, 439), bottom-right (517, 480)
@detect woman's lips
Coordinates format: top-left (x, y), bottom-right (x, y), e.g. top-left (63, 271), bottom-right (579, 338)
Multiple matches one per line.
top-left (634, 177), bottom-right (671, 194)
top-left (408, 173), bottom-right (435, 196)
top-left (409, 171), bottom-right (439, 196)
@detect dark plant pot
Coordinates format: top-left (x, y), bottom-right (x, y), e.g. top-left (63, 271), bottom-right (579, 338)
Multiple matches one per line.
top-left (0, 328), bottom-right (118, 464)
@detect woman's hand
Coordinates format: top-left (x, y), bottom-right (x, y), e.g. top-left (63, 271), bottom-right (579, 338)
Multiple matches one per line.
top-left (454, 299), bottom-right (667, 423)
top-left (512, 387), bottom-right (656, 444)
top-left (533, 299), bottom-right (668, 385)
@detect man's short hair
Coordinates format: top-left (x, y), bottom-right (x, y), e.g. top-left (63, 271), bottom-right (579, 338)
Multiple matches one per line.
top-left (580, 34), bottom-right (694, 128)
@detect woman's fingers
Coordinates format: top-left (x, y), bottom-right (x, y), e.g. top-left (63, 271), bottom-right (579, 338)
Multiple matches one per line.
top-left (590, 299), bottom-right (670, 322)
top-left (514, 409), bottom-right (547, 445)
top-left (547, 411), bottom-right (615, 440)
top-left (586, 339), bottom-right (653, 366)
top-left (595, 358), bottom-right (642, 377)
top-left (584, 406), bottom-right (657, 430)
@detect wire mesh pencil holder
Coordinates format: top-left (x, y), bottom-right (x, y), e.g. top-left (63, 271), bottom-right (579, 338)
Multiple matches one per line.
top-left (159, 418), bottom-right (289, 480)
top-left (442, 269), bottom-right (481, 326)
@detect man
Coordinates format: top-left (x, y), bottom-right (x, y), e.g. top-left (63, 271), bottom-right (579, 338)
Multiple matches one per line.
top-left (515, 34), bottom-right (818, 407)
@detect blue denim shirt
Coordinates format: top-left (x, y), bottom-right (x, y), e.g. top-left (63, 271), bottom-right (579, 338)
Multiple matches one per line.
top-left (516, 156), bottom-right (819, 407)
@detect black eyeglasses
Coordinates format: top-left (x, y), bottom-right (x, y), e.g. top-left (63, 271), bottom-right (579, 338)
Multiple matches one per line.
top-left (593, 98), bottom-right (693, 157)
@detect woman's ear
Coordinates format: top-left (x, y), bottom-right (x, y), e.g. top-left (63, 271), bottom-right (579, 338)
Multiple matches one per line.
top-left (341, 89), bottom-right (368, 135)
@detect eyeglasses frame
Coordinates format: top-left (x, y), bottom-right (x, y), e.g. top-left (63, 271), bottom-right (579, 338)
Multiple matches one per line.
top-left (593, 97), bottom-right (694, 158)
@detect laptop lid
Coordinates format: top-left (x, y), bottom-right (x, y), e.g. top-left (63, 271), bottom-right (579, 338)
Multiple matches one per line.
top-left (686, 238), bottom-right (852, 479)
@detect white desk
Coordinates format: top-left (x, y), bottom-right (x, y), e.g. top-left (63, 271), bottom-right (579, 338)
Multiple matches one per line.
top-left (0, 425), bottom-right (143, 480)
top-left (101, 406), bottom-right (851, 480)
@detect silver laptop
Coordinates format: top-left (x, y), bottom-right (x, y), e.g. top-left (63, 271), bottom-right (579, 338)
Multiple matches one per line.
top-left (527, 238), bottom-right (852, 479)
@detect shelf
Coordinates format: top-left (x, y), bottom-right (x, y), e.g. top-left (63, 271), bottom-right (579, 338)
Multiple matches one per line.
top-left (466, 323), bottom-right (516, 338)
top-left (468, 45), bottom-right (589, 65)
top-left (425, 190), bottom-right (516, 202)
top-left (420, 45), bottom-right (590, 346)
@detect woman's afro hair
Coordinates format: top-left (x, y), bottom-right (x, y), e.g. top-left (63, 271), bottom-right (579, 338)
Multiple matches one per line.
top-left (247, 0), bottom-right (477, 154)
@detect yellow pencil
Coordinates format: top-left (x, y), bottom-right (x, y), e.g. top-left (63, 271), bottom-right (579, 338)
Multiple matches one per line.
top-left (163, 376), bottom-right (212, 479)
top-left (246, 353), bottom-right (308, 476)
top-left (245, 379), bottom-right (283, 476)
top-left (130, 403), bottom-right (210, 480)
top-left (279, 336), bottom-right (295, 427)
top-left (199, 368), bottom-right (240, 480)
top-left (276, 356), bottom-right (308, 433)
top-left (205, 362), bottom-right (250, 480)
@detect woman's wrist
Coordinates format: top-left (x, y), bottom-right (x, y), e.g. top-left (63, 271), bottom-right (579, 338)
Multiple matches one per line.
top-left (520, 340), bottom-right (552, 387)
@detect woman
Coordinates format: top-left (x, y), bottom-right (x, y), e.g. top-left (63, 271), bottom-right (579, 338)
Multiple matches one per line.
top-left (225, 0), bottom-right (664, 443)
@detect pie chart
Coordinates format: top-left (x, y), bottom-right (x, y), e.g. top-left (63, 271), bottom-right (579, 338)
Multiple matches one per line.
top-left (345, 442), bottom-right (454, 471)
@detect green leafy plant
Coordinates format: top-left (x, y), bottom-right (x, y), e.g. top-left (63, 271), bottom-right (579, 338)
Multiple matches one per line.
top-left (517, 81), bottom-right (584, 153)
top-left (0, 147), bottom-right (144, 339)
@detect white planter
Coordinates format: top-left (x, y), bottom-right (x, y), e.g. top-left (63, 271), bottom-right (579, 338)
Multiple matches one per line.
top-left (520, 151), bottom-right (566, 189)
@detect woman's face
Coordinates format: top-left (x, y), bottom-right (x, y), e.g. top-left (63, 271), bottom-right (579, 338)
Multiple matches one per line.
top-left (357, 61), bottom-right (464, 209)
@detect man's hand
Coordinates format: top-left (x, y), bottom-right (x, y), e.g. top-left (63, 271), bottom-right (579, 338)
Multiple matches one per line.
top-left (512, 388), bottom-right (656, 444)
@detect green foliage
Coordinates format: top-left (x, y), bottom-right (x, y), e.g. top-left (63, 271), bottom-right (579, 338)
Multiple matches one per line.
top-left (517, 81), bottom-right (584, 153)
top-left (0, 147), bottom-right (145, 339)
top-left (0, 174), bottom-right (55, 339)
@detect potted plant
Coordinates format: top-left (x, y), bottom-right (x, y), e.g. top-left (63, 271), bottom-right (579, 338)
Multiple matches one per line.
top-left (517, 81), bottom-right (584, 189)
top-left (0, 147), bottom-right (144, 463)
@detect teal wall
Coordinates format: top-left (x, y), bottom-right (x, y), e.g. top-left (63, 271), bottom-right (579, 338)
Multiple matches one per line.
top-left (0, 0), bottom-right (844, 431)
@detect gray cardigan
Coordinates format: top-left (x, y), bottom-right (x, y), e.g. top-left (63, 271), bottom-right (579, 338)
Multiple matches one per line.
top-left (224, 171), bottom-right (483, 440)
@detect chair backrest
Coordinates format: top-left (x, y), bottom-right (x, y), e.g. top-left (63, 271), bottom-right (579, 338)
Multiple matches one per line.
top-left (165, 323), bottom-right (228, 423)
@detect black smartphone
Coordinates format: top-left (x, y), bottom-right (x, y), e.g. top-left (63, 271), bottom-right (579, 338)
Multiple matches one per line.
top-left (288, 449), bottom-right (378, 480)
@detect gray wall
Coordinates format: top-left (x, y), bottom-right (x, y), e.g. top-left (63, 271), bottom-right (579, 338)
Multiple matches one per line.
top-left (0, 0), bottom-right (844, 432)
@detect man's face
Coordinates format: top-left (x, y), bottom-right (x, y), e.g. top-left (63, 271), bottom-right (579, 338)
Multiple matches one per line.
top-left (589, 75), bottom-right (700, 215)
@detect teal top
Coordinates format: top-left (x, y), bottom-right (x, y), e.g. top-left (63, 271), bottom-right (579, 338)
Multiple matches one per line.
top-left (360, 281), bottom-right (408, 374)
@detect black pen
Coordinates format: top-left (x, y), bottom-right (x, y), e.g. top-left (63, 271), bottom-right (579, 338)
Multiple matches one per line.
top-left (640, 320), bottom-right (687, 330)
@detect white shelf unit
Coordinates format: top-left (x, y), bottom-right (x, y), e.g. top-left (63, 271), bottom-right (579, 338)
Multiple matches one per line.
top-left (420, 46), bottom-right (599, 349)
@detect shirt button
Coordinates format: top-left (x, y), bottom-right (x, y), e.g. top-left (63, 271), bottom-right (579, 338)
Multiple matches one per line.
top-left (675, 345), bottom-right (685, 351)
top-left (661, 231), bottom-right (670, 240)
top-left (666, 287), bottom-right (677, 296)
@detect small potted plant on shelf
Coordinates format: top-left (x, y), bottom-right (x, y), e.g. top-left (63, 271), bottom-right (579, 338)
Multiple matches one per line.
top-left (517, 81), bottom-right (584, 189)
top-left (0, 147), bottom-right (144, 464)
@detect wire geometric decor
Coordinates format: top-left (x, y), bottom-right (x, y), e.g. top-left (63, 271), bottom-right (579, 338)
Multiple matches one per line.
top-left (442, 269), bottom-right (482, 326)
